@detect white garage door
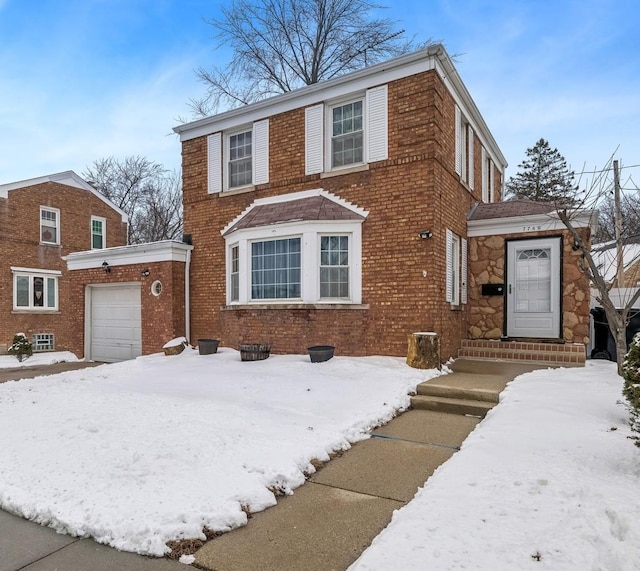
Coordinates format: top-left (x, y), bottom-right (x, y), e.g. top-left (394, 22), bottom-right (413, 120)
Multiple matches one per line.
top-left (90, 285), bottom-right (142, 362)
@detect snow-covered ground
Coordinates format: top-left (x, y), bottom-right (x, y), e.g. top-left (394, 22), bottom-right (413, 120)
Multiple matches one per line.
top-left (0, 351), bottom-right (79, 369)
top-left (351, 360), bottom-right (640, 571)
top-left (0, 347), bottom-right (432, 556)
top-left (1, 350), bottom-right (638, 569)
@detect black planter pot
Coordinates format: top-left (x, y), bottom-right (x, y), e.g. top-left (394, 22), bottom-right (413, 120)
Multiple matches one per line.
top-left (239, 343), bottom-right (271, 361)
top-left (307, 345), bottom-right (335, 363)
top-left (198, 339), bottom-right (220, 355)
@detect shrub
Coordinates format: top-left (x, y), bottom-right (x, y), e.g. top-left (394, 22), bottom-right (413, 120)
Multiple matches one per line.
top-left (622, 332), bottom-right (640, 447)
top-left (8, 333), bottom-right (33, 363)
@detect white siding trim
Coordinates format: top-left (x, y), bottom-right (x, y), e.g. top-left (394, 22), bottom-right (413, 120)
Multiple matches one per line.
top-left (253, 119), bottom-right (269, 185)
top-left (305, 105), bottom-right (324, 175)
top-left (446, 228), bottom-right (453, 302)
top-left (365, 85), bottom-right (388, 163)
top-left (454, 105), bottom-right (462, 176)
top-left (207, 133), bottom-right (222, 194)
top-left (461, 238), bottom-right (468, 304)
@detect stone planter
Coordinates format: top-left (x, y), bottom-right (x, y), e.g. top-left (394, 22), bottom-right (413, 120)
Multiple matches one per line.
top-left (307, 345), bottom-right (335, 363)
top-left (198, 339), bottom-right (220, 355)
top-left (239, 343), bottom-right (271, 361)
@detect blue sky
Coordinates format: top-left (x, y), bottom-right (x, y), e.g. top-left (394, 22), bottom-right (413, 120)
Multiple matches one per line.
top-left (1, 0), bottom-right (639, 189)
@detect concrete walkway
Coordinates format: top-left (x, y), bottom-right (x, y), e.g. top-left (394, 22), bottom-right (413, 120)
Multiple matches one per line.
top-left (0, 359), bottom-right (543, 571)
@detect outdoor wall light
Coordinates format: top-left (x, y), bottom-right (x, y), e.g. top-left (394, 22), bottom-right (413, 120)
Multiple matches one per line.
top-left (418, 230), bottom-right (433, 239)
top-left (141, 268), bottom-right (150, 277)
top-left (102, 261), bottom-right (111, 274)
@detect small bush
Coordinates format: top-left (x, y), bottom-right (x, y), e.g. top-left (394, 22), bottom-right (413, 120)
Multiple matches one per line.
top-left (8, 333), bottom-right (33, 363)
top-left (622, 332), bottom-right (640, 447)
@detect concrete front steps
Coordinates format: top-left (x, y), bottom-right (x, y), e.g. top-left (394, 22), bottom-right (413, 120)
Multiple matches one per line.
top-left (459, 339), bottom-right (586, 366)
top-left (411, 358), bottom-right (545, 418)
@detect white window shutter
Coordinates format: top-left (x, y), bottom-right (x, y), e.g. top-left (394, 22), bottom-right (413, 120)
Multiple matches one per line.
top-left (467, 126), bottom-right (474, 189)
top-left (489, 159), bottom-right (495, 202)
top-left (253, 119), bottom-right (269, 185)
top-left (445, 228), bottom-right (453, 302)
top-left (454, 105), bottom-right (462, 176)
top-left (305, 105), bottom-right (324, 175)
top-left (366, 85), bottom-right (388, 163)
top-left (207, 133), bottom-right (222, 194)
top-left (461, 238), bottom-right (468, 304)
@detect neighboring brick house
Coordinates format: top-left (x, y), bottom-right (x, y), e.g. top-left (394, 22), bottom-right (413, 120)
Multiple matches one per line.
top-left (172, 45), bottom-right (593, 363)
top-left (0, 171), bottom-right (128, 354)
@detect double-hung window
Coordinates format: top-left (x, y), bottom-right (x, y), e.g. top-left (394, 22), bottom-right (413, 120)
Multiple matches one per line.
top-left (331, 100), bottom-right (364, 168)
top-left (40, 207), bottom-right (60, 245)
top-left (91, 216), bottom-right (106, 249)
top-left (320, 235), bottom-right (350, 299)
top-left (12, 268), bottom-right (60, 311)
top-left (445, 229), bottom-right (467, 306)
top-left (228, 129), bottom-right (253, 189)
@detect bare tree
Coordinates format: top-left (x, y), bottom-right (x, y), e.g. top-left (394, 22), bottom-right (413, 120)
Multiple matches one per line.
top-left (192, 0), bottom-right (428, 115)
top-left (555, 154), bottom-right (640, 373)
top-left (594, 185), bottom-right (640, 243)
top-left (83, 156), bottom-right (183, 244)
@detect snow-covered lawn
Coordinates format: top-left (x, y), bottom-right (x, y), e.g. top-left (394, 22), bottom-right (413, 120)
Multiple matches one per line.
top-left (0, 347), bottom-right (432, 556)
top-left (0, 351), bottom-right (79, 369)
top-left (351, 360), bottom-right (640, 571)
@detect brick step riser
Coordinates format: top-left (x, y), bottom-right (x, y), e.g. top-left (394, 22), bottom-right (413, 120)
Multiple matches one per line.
top-left (458, 350), bottom-right (581, 365)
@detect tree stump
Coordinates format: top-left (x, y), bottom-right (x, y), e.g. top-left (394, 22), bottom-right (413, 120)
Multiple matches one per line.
top-left (406, 332), bottom-right (440, 370)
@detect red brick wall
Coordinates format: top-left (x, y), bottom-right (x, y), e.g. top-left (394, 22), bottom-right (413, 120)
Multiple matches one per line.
top-left (181, 69), bottom-right (490, 361)
top-left (66, 260), bottom-right (187, 358)
top-left (0, 182), bottom-right (127, 353)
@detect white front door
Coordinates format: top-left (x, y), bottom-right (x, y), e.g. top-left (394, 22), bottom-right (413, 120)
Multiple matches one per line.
top-left (506, 237), bottom-right (561, 338)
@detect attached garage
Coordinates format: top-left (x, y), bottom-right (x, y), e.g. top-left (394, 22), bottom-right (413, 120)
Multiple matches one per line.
top-left (87, 284), bottom-right (142, 362)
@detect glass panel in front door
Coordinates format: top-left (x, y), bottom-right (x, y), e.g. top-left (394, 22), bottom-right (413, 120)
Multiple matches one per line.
top-left (515, 248), bottom-right (551, 312)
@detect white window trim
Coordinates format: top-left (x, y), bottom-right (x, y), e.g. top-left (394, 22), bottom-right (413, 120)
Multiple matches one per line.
top-left (224, 125), bottom-right (254, 191)
top-left (11, 267), bottom-right (61, 311)
top-left (225, 220), bottom-right (363, 305)
top-left (91, 215), bottom-right (106, 249)
top-left (325, 95), bottom-right (366, 172)
top-left (40, 206), bottom-right (60, 245)
top-left (318, 234), bottom-right (351, 301)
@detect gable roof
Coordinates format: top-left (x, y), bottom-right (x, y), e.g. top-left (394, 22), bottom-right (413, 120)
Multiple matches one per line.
top-left (0, 171), bottom-right (128, 223)
top-left (174, 45), bottom-right (506, 171)
top-left (591, 239), bottom-right (640, 282)
top-left (222, 189), bottom-right (368, 236)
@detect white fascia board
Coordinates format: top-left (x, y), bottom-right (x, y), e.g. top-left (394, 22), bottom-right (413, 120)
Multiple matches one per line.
top-left (175, 47), bottom-right (442, 142)
top-left (467, 210), bottom-right (595, 237)
top-left (64, 240), bottom-right (193, 270)
top-left (221, 188), bottom-right (368, 236)
top-left (224, 219), bottom-right (364, 242)
top-left (0, 170), bottom-right (129, 224)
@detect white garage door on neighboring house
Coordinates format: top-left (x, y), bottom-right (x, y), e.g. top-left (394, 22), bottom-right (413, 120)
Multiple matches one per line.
top-left (89, 284), bottom-right (142, 362)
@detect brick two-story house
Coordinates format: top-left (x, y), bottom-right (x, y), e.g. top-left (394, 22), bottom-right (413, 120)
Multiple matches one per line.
top-left (0, 171), bottom-right (128, 354)
top-left (171, 45), bottom-right (593, 364)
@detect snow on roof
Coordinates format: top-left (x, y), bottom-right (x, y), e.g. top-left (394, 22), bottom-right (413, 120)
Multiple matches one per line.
top-left (591, 240), bottom-right (640, 282)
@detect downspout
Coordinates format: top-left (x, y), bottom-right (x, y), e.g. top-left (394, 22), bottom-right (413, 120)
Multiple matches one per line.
top-left (184, 248), bottom-right (191, 343)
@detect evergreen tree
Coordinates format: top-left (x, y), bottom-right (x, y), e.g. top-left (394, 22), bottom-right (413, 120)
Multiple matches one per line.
top-left (506, 138), bottom-right (578, 203)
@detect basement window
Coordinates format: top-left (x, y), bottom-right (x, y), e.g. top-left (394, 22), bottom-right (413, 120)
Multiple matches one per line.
top-left (32, 333), bottom-right (55, 352)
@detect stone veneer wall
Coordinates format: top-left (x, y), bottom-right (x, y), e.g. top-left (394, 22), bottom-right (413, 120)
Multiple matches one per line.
top-left (468, 228), bottom-right (591, 344)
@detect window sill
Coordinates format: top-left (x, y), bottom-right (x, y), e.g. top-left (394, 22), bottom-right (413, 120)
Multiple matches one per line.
top-left (39, 242), bottom-right (61, 247)
top-left (12, 310), bottom-right (61, 314)
top-left (222, 303), bottom-right (369, 311)
top-left (219, 185), bottom-right (256, 197)
top-left (449, 304), bottom-right (463, 311)
top-left (320, 164), bottom-right (369, 179)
